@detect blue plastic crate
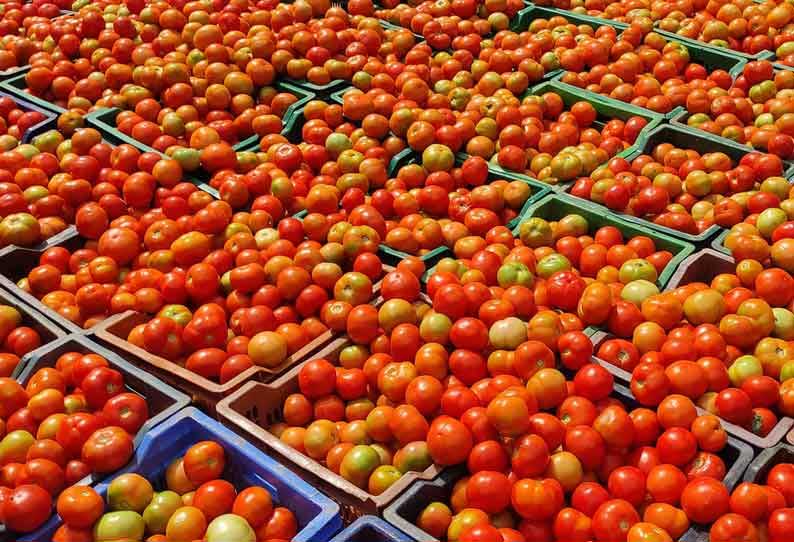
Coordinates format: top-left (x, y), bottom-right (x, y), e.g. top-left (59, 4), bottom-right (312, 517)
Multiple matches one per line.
top-left (6, 335), bottom-right (189, 541)
top-left (23, 407), bottom-right (342, 542)
top-left (329, 516), bottom-right (413, 542)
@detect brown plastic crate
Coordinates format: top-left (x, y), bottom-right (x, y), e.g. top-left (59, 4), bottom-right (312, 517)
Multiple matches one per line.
top-left (663, 248), bottom-right (736, 291)
top-left (591, 331), bottom-right (794, 448)
top-left (91, 310), bottom-right (334, 413)
top-left (216, 336), bottom-right (442, 524)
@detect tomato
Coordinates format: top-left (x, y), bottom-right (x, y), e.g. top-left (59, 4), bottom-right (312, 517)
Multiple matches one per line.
top-left (681, 477), bottom-right (730, 524)
top-left (768, 508), bottom-right (794, 542)
top-left (3, 484), bottom-right (52, 533)
top-left (710, 513), bottom-right (759, 542)
top-left (182, 441), bottom-right (225, 486)
top-left (466, 471), bottom-right (511, 515)
top-left (511, 478), bottom-right (564, 521)
top-left (81, 426), bottom-right (134, 474)
top-left (592, 499), bottom-right (640, 542)
top-left (767, 463), bottom-right (794, 506)
top-left (56, 486), bottom-right (104, 529)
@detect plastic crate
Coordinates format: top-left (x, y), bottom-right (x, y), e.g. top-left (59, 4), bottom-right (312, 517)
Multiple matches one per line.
top-left (88, 81), bottom-right (313, 153)
top-left (282, 77), bottom-right (349, 100)
top-left (23, 407), bottom-right (342, 542)
top-left (569, 123), bottom-right (778, 244)
top-left (93, 309), bottom-right (337, 413)
top-left (677, 442), bottom-right (794, 542)
top-left (0, 70), bottom-right (65, 114)
top-left (512, 193), bottom-right (696, 288)
top-left (216, 337), bottom-right (443, 525)
top-left (379, 149), bottom-right (552, 266)
top-left (0, 89), bottom-right (58, 143)
top-left (591, 329), bottom-right (794, 448)
top-left (14, 333), bottom-right (189, 444)
top-left (556, 33), bottom-right (746, 121)
top-left (329, 516), bottom-right (413, 542)
top-left (0, 283), bottom-right (64, 352)
top-left (711, 228), bottom-right (731, 255)
top-left (384, 382), bottom-right (754, 542)
top-left (744, 442), bottom-right (794, 484)
top-left (654, 28), bottom-right (775, 62)
top-left (515, 80), bottom-right (664, 192)
top-left (663, 247), bottom-right (737, 289)
top-left (0, 227), bottom-right (95, 333)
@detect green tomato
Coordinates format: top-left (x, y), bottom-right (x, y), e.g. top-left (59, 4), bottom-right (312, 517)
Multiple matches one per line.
top-left (773, 308), bottom-right (794, 340)
top-left (618, 259), bottom-right (659, 284)
top-left (143, 491), bottom-right (182, 535)
top-left (780, 361), bottom-right (794, 383)
top-left (536, 254), bottom-right (571, 279)
top-left (205, 514), bottom-right (256, 542)
top-left (0, 430), bottom-right (34, 465)
top-left (497, 262), bottom-right (534, 288)
top-left (728, 355), bottom-right (763, 387)
top-left (107, 473), bottom-right (153, 513)
top-left (756, 208), bottom-right (788, 239)
top-left (340, 445), bottom-right (381, 488)
top-left (620, 280), bottom-right (659, 307)
top-left (94, 511), bottom-right (145, 542)
top-left (519, 217), bottom-right (553, 248)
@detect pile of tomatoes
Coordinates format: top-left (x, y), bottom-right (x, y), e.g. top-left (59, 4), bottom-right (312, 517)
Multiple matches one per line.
top-left (0, 351), bottom-right (147, 533)
top-left (6, 0), bottom-right (794, 541)
top-left (52, 441), bottom-right (299, 542)
top-left (570, 129), bottom-right (789, 235)
top-left (594, 255), bottom-right (794, 439)
top-left (681, 61), bottom-right (794, 160)
top-left (0, 303), bottom-right (43, 377)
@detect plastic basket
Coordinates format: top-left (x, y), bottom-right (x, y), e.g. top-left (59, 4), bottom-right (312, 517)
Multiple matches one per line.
top-left (14, 333), bottom-right (189, 445)
top-left (516, 80), bottom-right (664, 192)
top-left (7, 332), bottom-right (191, 542)
top-left (679, 442), bottom-right (794, 542)
top-left (0, 70), bottom-right (66, 114)
top-left (711, 228), bottom-right (731, 255)
top-left (654, 28), bottom-right (775, 62)
top-left (216, 337), bottom-right (443, 524)
top-left (556, 33), bottom-right (746, 121)
top-left (568, 123), bottom-right (778, 244)
top-left (23, 407), bottom-right (342, 542)
top-left (0, 89), bottom-right (58, 143)
top-left (328, 516), bottom-right (413, 542)
top-left (663, 247), bottom-right (736, 289)
top-left (591, 329), bottom-right (794, 448)
top-left (0, 283), bottom-right (64, 350)
top-left (0, 226), bottom-right (86, 333)
top-left (380, 149), bottom-right (552, 266)
top-left (282, 77), bottom-right (349, 100)
top-left (512, 193), bottom-right (696, 288)
top-left (93, 310), bottom-right (335, 413)
top-left (384, 382), bottom-right (754, 542)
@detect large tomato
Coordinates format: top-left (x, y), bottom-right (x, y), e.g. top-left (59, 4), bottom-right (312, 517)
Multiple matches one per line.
top-left (81, 426), bottom-right (134, 473)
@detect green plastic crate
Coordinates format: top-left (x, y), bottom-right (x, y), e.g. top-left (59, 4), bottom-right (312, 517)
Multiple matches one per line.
top-left (89, 81), bottom-right (314, 154)
top-left (379, 149), bottom-right (552, 267)
top-left (517, 5), bottom-right (629, 31)
top-left (553, 30), bottom-right (747, 120)
top-left (0, 70), bottom-right (65, 114)
top-left (653, 28), bottom-right (775, 61)
top-left (508, 80), bottom-right (664, 191)
top-left (568, 123), bottom-right (793, 244)
top-left (711, 229), bottom-right (731, 255)
top-left (512, 192), bottom-right (696, 288)
top-left (389, 148), bottom-right (552, 228)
